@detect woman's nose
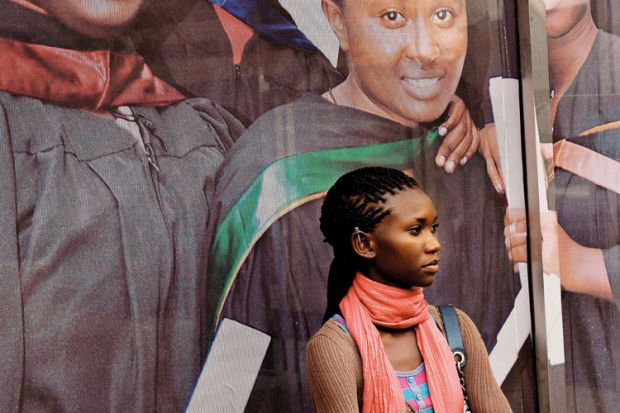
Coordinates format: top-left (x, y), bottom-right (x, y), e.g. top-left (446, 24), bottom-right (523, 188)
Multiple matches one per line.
top-left (425, 233), bottom-right (442, 253)
top-left (404, 19), bottom-right (440, 64)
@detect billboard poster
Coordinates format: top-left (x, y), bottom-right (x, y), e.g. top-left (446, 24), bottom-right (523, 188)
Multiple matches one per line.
top-left (540, 0), bottom-right (620, 410)
top-left (1, 0), bottom-right (616, 412)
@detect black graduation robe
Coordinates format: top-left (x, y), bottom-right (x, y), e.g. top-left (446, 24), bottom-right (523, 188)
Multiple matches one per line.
top-left (552, 30), bottom-right (620, 412)
top-left (0, 93), bottom-right (243, 411)
top-left (130, 0), bottom-right (344, 127)
top-left (206, 94), bottom-right (517, 412)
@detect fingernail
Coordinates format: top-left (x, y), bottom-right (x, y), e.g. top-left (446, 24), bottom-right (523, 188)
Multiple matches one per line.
top-left (436, 155), bottom-right (446, 167)
top-left (460, 156), bottom-right (468, 165)
top-left (438, 126), bottom-right (448, 136)
top-left (445, 160), bottom-right (455, 173)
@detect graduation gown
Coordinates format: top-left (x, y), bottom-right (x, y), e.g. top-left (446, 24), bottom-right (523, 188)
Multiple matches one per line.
top-left (0, 93), bottom-right (243, 411)
top-left (552, 30), bottom-right (620, 412)
top-left (206, 94), bottom-right (516, 412)
top-left (131, 0), bottom-right (344, 126)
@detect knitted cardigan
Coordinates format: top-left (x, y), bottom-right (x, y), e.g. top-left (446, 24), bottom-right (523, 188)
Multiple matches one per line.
top-left (306, 306), bottom-right (512, 412)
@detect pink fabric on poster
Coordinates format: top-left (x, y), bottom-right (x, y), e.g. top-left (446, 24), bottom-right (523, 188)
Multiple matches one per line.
top-left (213, 4), bottom-right (254, 65)
top-left (9, 0), bottom-right (47, 14)
top-left (553, 139), bottom-right (620, 195)
top-left (0, 38), bottom-right (186, 109)
top-left (339, 273), bottom-right (464, 413)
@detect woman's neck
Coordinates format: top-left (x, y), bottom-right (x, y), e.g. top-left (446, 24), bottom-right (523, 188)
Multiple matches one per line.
top-left (378, 326), bottom-right (422, 372)
top-left (547, 11), bottom-right (598, 121)
top-left (322, 76), bottom-right (419, 128)
top-left (359, 266), bottom-right (413, 290)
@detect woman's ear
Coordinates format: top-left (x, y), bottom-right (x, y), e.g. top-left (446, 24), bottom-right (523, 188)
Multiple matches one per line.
top-left (321, 0), bottom-right (350, 52)
top-left (351, 229), bottom-right (376, 259)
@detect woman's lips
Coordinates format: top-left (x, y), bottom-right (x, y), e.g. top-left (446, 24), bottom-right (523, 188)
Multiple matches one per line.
top-left (401, 75), bottom-right (444, 99)
top-left (422, 259), bottom-right (440, 273)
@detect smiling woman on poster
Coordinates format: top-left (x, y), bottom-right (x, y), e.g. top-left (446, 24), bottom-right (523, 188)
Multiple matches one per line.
top-left (206, 0), bottom-right (513, 411)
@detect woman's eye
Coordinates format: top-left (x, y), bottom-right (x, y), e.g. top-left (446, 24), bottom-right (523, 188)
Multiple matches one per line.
top-left (431, 223), bottom-right (439, 233)
top-left (409, 226), bottom-right (422, 235)
top-left (381, 11), bottom-right (406, 27)
top-left (432, 9), bottom-right (454, 24)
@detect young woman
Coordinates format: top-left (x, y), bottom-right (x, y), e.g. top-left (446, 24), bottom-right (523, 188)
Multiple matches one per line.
top-left (307, 167), bottom-right (510, 412)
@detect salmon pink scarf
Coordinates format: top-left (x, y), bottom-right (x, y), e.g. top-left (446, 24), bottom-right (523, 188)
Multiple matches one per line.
top-left (340, 273), bottom-right (464, 413)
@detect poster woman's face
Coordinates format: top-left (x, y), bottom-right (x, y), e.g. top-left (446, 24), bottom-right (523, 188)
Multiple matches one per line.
top-left (335, 0), bottom-right (467, 125)
top-left (543, 0), bottom-right (589, 38)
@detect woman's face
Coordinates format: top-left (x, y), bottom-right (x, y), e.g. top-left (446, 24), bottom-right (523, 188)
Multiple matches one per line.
top-left (363, 188), bottom-right (441, 289)
top-left (334, 0), bottom-right (467, 124)
top-left (543, 0), bottom-right (589, 38)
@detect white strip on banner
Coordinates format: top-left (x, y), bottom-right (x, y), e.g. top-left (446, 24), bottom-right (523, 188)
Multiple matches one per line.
top-left (488, 77), bottom-right (532, 384)
top-left (279, 1), bottom-right (340, 66)
top-left (186, 319), bottom-right (271, 413)
top-left (534, 115), bottom-right (565, 367)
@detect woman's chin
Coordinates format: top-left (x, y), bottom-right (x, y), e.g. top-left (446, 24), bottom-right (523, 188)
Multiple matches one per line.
top-left (396, 101), bottom-right (451, 126)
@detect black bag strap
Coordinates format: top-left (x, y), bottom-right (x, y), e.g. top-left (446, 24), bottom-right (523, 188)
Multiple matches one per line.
top-left (437, 304), bottom-right (466, 368)
top-left (437, 304), bottom-right (472, 412)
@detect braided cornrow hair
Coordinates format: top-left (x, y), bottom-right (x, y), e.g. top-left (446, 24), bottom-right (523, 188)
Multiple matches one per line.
top-left (319, 166), bottom-right (419, 322)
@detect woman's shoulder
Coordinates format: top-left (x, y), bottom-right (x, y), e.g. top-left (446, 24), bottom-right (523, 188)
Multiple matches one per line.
top-left (309, 317), bottom-right (354, 347)
top-left (226, 91), bottom-right (398, 157)
top-left (241, 93), bottom-right (330, 135)
top-left (306, 318), bottom-right (364, 411)
top-left (429, 305), bottom-right (481, 340)
top-left (307, 317), bottom-right (360, 360)
top-left (306, 317), bottom-right (363, 385)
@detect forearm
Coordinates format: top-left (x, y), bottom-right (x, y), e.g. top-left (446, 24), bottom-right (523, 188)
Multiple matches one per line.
top-left (558, 229), bottom-right (614, 302)
top-left (603, 245), bottom-right (620, 308)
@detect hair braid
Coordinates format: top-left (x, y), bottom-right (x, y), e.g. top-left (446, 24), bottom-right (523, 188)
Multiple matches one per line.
top-left (320, 167), bottom-right (419, 321)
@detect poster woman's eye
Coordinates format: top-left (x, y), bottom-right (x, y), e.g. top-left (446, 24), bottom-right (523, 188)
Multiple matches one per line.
top-left (381, 10), bottom-right (406, 28)
top-left (432, 9), bottom-right (454, 26)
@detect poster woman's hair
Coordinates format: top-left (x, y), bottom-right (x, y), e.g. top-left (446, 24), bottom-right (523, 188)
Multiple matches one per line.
top-left (319, 167), bottom-right (419, 321)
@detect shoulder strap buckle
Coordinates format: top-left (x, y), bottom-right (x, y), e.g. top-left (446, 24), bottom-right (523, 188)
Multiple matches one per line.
top-left (437, 304), bottom-right (466, 369)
